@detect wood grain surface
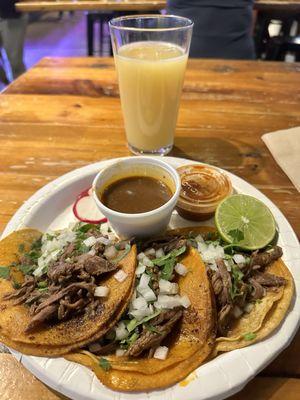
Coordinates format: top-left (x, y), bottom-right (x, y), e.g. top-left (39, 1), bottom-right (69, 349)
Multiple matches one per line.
top-left (15, 0), bottom-right (300, 12)
top-left (0, 57), bottom-right (299, 399)
top-left (16, 0), bottom-right (166, 12)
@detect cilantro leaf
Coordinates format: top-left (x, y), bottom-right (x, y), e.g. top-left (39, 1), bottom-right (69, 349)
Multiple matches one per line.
top-left (204, 232), bottom-right (217, 241)
top-left (27, 239), bottom-right (42, 262)
top-left (75, 242), bottom-right (89, 254)
top-left (170, 246), bottom-right (187, 258)
top-left (113, 243), bottom-right (131, 265)
top-left (126, 310), bottom-right (161, 333)
top-left (120, 331), bottom-right (139, 349)
top-left (18, 243), bottom-right (25, 253)
top-left (77, 223), bottom-right (95, 233)
top-left (244, 332), bottom-right (256, 341)
top-left (152, 245), bottom-right (186, 266)
top-left (37, 281), bottom-right (48, 288)
top-left (31, 238), bottom-right (42, 251)
top-left (99, 358), bottom-right (111, 371)
top-left (161, 257), bottom-right (176, 281)
top-left (229, 265), bottom-right (244, 300)
top-left (0, 267), bottom-right (10, 280)
top-left (12, 280), bottom-right (21, 289)
top-left (45, 233), bottom-right (54, 241)
top-left (18, 264), bottom-right (34, 276)
top-left (228, 229), bottom-right (244, 243)
top-left (38, 287), bottom-right (48, 293)
top-left (128, 332), bottom-right (139, 345)
top-left (144, 324), bottom-right (161, 334)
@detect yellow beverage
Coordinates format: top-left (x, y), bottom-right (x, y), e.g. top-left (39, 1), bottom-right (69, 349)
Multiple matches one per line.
top-left (116, 41), bottom-right (187, 152)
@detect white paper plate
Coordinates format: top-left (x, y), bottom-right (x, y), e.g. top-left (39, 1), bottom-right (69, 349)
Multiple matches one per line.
top-left (3, 156), bottom-right (300, 400)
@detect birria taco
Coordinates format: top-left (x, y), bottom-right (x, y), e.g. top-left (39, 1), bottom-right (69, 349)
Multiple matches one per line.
top-left (169, 226), bottom-right (294, 354)
top-left (66, 235), bottom-right (216, 391)
top-left (0, 224), bottom-right (137, 356)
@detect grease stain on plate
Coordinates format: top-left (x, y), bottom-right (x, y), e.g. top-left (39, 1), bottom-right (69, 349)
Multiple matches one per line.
top-left (179, 371), bottom-right (197, 387)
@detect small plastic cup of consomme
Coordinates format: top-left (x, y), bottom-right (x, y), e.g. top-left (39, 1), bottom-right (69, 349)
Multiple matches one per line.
top-left (92, 157), bottom-right (181, 238)
top-left (176, 164), bottom-right (233, 221)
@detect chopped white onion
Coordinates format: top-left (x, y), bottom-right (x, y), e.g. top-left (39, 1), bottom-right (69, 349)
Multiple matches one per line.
top-left (135, 263), bottom-right (146, 276)
top-left (104, 245), bottom-right (117, 259)
top-left (115, 348), bottom-right (126, 357)
top-left (83, 236), bottom-right (97, 247)
top-left (96, 237), bottom-right (111, 246)
top-left (142, 256), bottom-right (154, 267)
top-left (88, 342), bottom-right (102, 353)
top-left (115, 322), bottom-right (128, 340)
top-left (144, 248), bottom-right (156, 256)
top-left (155, 248), bottom-right (165, 258)
top-left (107, 232), bottom-right (116, 242)
top-left (130, 307), bottom-right (152, 321)
top-left (198, 242), bottom-right (225, 266)
top-left (114, 269), bottom-right (128, 282)
top-left (148, 304), bottom-right (154, 314)
top-left (154, 295), bottom-right (182, 309)
top-left (197, 241), bottom-right (207, 254)
top-left (175, 263), bottom-right (188, 276)
top-left (94, 286), bottom-right (109, 297)
top-left (153, 346), bottom-right (169, 360)
top-left (233, 305), bottom-right (243, 319)
top-left (88, 248), bottom-right (96, 256)
top-left (180, 295), bottom-right (191, 309)
top-left (36, 228), bottom-right (79, 277)
top-left (159, 279), bottom-right (178, 295)
top-left (100, 223), bottom-right (109, 234)
top-left (233, 254), bottom-right (246, 264)
top-left (138, 273), bottom-right (150, 288)
top-left (209, 261), bottom-right (218, 272)
top-left (138, 286), bottom-right (157, 302)
top-left (132, 296), bottom-right (148, 310)
top-left (244, 303), bottom-right (254, 314)
top-left (195, 234), bottom-right (204, 243)
top-left (224, 259), bottom-right (232, 272)
top-left (137, 252), bottom-right (146, 261)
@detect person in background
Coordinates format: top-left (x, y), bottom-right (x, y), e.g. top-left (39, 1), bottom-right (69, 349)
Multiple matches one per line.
top-left (167, 0), bottom-right (255, 59)
top-left (0, 0), bottom-right (27, 80)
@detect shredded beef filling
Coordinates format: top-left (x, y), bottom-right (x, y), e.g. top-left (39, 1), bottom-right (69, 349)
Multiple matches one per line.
top-left (140, 235), bottom-right (187, 253)
top-left (3, 231), bottom-right (128, 332)
top-left (126, 308), bottom-right (183, 357)
top-left (210, 246), bottom-right (286, 336)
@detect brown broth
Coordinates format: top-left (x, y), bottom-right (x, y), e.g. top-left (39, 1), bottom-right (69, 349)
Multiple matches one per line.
top-left (100, 176), bottom-right (172, 214)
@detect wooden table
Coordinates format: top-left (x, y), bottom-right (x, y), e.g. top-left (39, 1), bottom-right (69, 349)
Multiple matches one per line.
top-left (255, 0), bottom-right (300, 11)
top-left (0, 57), bottom-right (300, 398)
top-left (15, 0), bottom-right (300, 13)
top-left (15, 0), bottom-right (166, 12)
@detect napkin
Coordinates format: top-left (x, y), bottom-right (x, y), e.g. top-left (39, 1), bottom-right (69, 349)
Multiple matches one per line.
top-left (262, 127), bottom-right (300, 192)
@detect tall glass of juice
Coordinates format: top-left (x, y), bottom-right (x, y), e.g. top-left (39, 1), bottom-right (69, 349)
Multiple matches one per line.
top-left (109, 15), bottom-right (193, 156)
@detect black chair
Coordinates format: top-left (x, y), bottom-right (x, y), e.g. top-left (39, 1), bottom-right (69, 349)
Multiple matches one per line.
top-left (86, 10), bottom-right (158, 57)
top-left (86, 11), bottom-right (115, 56)
top-left (254, 10), bottom-right (297, 59)
top-left (0, 40), bottom-right (9, 85)
top-left (265, 35), bottom-right (300, 61)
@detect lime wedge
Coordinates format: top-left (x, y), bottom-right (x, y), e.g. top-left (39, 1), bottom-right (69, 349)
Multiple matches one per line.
top-left (215, 194), bottom-right (276, 250)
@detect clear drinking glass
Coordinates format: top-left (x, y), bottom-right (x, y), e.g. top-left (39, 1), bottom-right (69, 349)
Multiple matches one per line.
top-left (109, 15), bottom-right (193, 156)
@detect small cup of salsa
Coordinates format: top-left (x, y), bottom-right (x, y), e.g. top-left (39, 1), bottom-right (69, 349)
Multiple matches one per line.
top-left (92, 157), bottom-right (181, 238)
